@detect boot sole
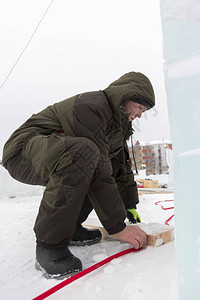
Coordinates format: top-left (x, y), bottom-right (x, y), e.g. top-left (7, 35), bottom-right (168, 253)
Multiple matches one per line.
top-left (35, 261), bottom-right (81, 280)
top-left (69, 236), bottom-right (102, 246)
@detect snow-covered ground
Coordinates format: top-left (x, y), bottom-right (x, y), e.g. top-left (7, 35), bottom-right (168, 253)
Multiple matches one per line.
top-left (0, 165), bottom-right (178, 300)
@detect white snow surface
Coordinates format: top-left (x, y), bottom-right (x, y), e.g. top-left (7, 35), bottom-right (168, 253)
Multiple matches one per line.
top-left (0, 169), bottom-right (178, 300)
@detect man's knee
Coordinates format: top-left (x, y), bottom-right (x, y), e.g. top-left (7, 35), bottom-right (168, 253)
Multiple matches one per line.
top-left (76, 138), bottom-right (100, 161)
top-left (64, 137), bottom-right (100, 173)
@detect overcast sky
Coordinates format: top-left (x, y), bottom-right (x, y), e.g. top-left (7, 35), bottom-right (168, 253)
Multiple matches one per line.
top-left (0, 0), bottom-right (171, 157)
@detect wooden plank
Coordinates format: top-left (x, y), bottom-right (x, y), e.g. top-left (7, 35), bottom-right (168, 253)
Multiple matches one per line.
top-left (138, 188), bottom-right (173, 195)
top-left (84, 223), bottom-right (174, 247)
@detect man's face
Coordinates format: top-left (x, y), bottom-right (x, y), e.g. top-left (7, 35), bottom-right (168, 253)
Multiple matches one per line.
top-left (123, 101), bottom-right (147, 122)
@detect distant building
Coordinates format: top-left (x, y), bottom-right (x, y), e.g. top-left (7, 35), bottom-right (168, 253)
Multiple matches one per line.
top-left (129, 141), bottom-right (172, 175)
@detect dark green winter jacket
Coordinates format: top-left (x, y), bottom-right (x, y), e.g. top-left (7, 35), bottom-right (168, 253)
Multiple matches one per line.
top-left (3, 72), bottom-right (155, 233)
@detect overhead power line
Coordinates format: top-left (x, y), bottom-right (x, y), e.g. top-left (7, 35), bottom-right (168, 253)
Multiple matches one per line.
top-left (0, 0), bottom-right (55, 90)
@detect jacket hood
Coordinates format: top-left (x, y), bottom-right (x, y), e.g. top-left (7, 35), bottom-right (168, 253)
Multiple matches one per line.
top-left (103, 72), bottom-right (155, 114)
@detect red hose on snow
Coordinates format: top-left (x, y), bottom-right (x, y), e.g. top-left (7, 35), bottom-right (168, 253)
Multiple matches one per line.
top-left (32, 246), bottom-right (143, 300)
top-left (155, 200), bottom-right (174, 225)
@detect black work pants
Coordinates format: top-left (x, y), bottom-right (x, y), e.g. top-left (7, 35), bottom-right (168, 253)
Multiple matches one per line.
top-left (6, 134), bottom-right (99, 247)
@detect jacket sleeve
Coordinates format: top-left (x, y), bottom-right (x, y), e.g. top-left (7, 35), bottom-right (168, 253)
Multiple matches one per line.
top-left (110, 143), bottom-right (139, 210)
top-left (72, 94), bottom-right (127, 235)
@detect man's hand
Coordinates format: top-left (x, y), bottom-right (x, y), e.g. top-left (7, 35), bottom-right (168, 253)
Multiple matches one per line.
top-left (113, 225), bottom-right (147, 249)
top-left (127, 208), bottom-right (141, 223)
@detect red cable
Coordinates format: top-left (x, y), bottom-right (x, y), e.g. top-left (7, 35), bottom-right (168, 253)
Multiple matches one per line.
top-left (155, 200), bottom-right (174, 225)
top-left (165, 214), bottom-right (174, 226)
top-left (155, 200), bottom-right (174, 210)
top-left (32, 247), bottom-right (142, 300)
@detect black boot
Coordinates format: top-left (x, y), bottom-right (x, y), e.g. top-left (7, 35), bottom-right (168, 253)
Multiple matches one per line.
top-left (70, 225), bottom-right (102, 246)
top-left (35, 244), bottom-right (82, 279)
